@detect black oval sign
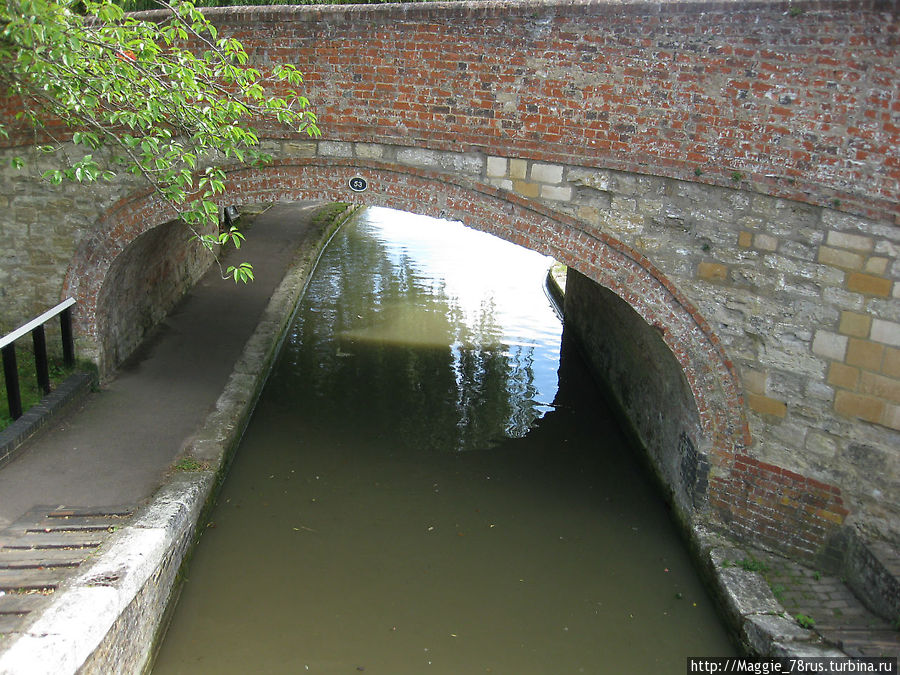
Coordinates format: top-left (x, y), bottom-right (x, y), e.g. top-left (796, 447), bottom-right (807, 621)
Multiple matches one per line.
top-left (348, 176), bottom-right (368, 192)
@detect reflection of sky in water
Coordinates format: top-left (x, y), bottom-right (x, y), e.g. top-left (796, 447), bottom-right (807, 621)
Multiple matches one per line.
top-left (366, 208), bottom-right (559, 345)
top-left (360, 206), bottom-right (562, 429)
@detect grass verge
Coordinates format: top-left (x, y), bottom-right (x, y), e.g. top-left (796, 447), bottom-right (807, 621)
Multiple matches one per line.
top-left (0, 347), bottom-right (75, 431)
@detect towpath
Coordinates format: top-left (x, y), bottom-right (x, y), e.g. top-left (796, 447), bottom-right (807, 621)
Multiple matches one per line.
top-left (0, 201), bottom-right (324, 641)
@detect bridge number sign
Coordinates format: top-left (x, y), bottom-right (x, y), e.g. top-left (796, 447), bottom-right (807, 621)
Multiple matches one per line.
top-left (348, 176), bottom-right (368, 192)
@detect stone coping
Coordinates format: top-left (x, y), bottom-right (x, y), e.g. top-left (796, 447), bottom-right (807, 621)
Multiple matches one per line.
top-left (0, 204), bottom-right (852, 672)
top-left (691, 524), bottom-right (848, 657)
top-left (180, 0), bottom-right (884, 24)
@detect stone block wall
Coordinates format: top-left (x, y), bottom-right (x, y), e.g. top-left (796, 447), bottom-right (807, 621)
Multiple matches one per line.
top-left (479, 149), bottom-right (896, 557)
top-left (0, 145), bottom-right (144, 335)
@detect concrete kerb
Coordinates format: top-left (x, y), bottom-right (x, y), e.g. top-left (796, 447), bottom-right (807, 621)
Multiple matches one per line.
top-left (690, 524), bottom-right (848, 657)
top-left (0, 205), bottom-right (358, 675)
top-left (0, 471), bottom-right (214, 675)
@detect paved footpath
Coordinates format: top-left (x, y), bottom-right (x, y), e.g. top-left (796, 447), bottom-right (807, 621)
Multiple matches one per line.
top-left (0, 201), bottom-right (324, 640)
top-left (753, 548), bottom-right (900, 658)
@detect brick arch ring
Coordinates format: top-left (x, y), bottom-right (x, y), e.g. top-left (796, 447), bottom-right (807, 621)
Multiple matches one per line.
top-left (63, 156), bottom-right (749, 477)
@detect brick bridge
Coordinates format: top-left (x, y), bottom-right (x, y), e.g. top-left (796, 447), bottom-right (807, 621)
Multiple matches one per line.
top-left (1, 0), bottom-right (897, 607)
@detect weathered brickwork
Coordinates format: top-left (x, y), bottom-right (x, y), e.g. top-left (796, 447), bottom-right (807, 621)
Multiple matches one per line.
top-left (709, 455), bottom-right (850, 563)
top-left (201, 0), bottom-right (898, 222)
top-left (0, 1), bottom-right (897, 566)
top-left (4, 0), bottom-right (896, 222)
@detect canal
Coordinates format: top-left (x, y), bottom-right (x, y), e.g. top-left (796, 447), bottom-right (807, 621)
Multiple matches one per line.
top-left (152, 206), bottom-right (735, 673)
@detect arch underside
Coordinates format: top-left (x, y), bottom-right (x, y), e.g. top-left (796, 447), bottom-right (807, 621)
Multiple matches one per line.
top-left (65, 158), bottom-right (745, 458)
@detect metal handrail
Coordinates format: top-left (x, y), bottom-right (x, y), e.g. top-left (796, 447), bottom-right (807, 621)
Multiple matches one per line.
top-left (1, 298), bottom-right (76, 421)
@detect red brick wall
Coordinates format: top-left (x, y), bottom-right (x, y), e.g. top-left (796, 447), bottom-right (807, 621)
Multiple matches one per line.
top-left (196, 0), bottom-right (898, 224)
top-left (710, 455), bottom-right (850, 562)
top-left (3, 1), bottom-right (894, 222)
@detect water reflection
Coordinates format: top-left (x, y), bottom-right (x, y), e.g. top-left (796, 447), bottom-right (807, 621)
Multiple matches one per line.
top-left (276, 207), bottom-right (560, 451)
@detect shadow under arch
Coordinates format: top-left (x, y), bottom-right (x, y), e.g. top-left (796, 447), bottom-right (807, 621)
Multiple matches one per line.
top-left (63, 156), bottom-right (748, 520)
top-left (94, 218), bottom-right (215, 377)
top-left (562, 268), bottom-right (713, 522)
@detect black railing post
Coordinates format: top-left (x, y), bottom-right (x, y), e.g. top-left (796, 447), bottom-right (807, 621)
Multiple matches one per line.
top-left (2, 343), bottom-right (23, 421)
top-left (61, 306), bottom-right (75, 368)
top-left (32, 325), bottom-right (51, 396)
top-left (2, 299), bottom-right (76, 422)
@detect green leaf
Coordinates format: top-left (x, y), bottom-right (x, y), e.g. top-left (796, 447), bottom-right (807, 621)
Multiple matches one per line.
top-left (4, 0), bottom-right (315, 285)
top-left (42, 169), bottom-right (64, 185)
top-left (226, 263), bottom-right (254, 284)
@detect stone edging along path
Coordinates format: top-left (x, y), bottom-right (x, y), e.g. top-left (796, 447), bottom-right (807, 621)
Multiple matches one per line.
top-left (691, 524), bottom-right (846, 658)
top-left (0, 207), bottom-right (844, 674)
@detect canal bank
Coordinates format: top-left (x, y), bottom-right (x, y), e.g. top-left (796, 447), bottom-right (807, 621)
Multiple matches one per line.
top-left (0, 202), bottom-right (358, 674)
top-left (0, 205), bottom-right (877, 674)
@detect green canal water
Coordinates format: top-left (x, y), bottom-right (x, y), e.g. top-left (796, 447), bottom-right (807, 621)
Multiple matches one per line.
top-left (152, 206), bottom-right (735, 674)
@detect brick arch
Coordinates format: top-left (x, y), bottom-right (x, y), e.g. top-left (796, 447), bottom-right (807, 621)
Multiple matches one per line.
top-left (64, 156), bottom-right (746, 461)
top-left (63, 155), bottom-right (858, 559)
top-left (63, 187), bottom-right (181, 361)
